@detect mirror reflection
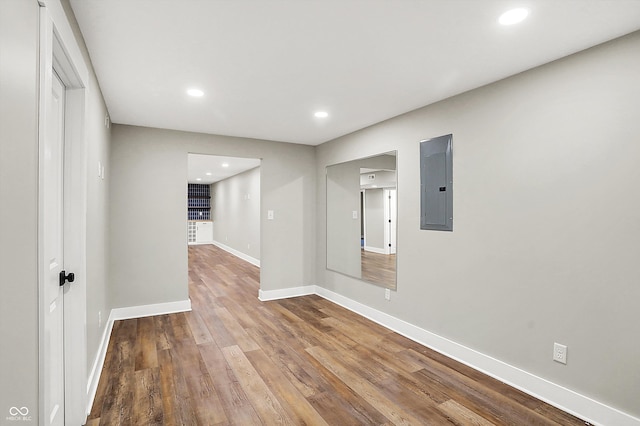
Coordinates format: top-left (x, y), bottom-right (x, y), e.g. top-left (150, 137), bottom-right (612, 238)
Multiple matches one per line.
top-left (326, 152), bottom-right (397, 289)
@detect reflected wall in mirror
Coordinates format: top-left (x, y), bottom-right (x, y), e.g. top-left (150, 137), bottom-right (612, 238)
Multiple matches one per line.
top-left (326, 152), bottom-right (397, 289)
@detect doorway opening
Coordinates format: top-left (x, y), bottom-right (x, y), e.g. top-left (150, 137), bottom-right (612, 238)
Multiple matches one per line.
top-left (186, 154), bottom-right (262, 287)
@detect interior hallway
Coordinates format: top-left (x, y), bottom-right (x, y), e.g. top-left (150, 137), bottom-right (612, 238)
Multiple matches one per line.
top-left (87, 244), bottom-right (584, 425)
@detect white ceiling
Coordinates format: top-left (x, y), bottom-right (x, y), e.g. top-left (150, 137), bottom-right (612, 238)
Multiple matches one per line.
top-left (70, 1), bottom-right (640, 146)
top-left (188, 154), bottom-right (260, 184)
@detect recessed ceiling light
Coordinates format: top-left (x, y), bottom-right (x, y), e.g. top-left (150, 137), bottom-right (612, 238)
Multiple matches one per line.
top-left (187, 88), bottom-right (204, 97)
top-left (221, 163), bottom-right (229, 168)
top-left (499, 8), bottom-right (528, 25)
top-left (314, 111), bottom-right (329, 118)
top-left (205, 172), bottom-right (212, 176)
top-left (196, 178), bottom-right (202, 181)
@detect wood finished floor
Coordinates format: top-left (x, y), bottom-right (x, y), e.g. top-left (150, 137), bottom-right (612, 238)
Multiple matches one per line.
top-left (361, 250), bottom-right (396, 289)
top-left (88, 244), bottom-right (585, 425)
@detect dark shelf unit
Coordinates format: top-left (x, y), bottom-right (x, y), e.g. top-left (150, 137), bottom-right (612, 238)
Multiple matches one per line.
top-left (188, 183), bottom-right (211, 220)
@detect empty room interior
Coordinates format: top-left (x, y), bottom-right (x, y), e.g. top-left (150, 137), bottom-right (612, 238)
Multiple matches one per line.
top-left (2, 0), bottom-right (640, 425)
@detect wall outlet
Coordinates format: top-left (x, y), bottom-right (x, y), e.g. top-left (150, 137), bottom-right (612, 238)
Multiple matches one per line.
top-left (553, 342), bottom-right (567, 364)
top-left (385, 288), bottom-right (391, 301)
top-left (98, 311), bottom-right (102, 328)
top-left (352, 210), bottom-right (358, 219)
top-left (268, 210), bottom-right (274, 220)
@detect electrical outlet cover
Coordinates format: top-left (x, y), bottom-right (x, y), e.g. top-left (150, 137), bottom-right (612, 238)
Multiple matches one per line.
top-left (553, 343), bottom-right (567, 364)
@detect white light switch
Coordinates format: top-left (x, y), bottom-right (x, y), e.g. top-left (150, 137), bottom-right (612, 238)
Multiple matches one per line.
top-left (352, 211), bottom-right (358, 219)
top-left (267, 210), bottom-right (274, 220)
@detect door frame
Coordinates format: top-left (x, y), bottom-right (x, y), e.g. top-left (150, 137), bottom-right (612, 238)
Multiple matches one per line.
top-left (383, 188), bottom-right (397, 255)
top-left (38, 1), bottom-right (89, 424)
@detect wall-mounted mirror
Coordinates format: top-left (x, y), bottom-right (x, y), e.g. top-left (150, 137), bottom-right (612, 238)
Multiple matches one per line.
top-left (326, 152), bottom-right (397, 289)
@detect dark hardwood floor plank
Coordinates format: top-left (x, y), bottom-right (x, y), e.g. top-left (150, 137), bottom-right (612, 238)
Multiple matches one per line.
top-left (89, 244), bottom-right (585, 426)
top-left (153, 315), bottom-right (173, 351)
top-left (156, 349), bottom-right (179, 426)
top-left (135, 315), bottom-right (158, 370)
top-left (132, 367), bottom-right (163, 425)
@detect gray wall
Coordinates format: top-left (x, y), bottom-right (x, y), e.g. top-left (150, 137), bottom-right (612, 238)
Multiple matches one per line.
top-left (211, 166), bottom-right (261, 260)
top-left (326, 161), bottom-right (362, 278)
top-left (60, 0), bottom-right (113, 383)
top-left (0, 0), bottom-right (112, 420)
top-left (364, 189), bottom-right (385, 250)
top-left (110, 125), bottom-right (316, 306)
top-left (0, 0), bottom-right (40, 418)
top-left (316, 31), bottom-right (640, 417)
top-left (360, 170), bottom-right (396, 188)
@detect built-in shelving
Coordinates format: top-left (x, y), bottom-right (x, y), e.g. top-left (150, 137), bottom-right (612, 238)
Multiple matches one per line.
top-left (187, 183), bottom-right (211, 220)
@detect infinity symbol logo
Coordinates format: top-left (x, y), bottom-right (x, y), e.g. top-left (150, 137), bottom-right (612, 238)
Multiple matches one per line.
top-left (9, 407), bottom-right (29, 416)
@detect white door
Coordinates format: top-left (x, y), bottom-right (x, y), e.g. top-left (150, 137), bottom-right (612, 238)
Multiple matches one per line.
top-left (43, 71), bottom-right (67, 426)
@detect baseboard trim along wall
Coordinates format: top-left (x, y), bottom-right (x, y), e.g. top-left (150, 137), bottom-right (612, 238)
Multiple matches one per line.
top-left (85, 310), bottom-right (115, 415)
top-left (84, 285), bottom-right (638, 425)
top-left (312, 286), bottom-right (640, 426)
top-left (258, 285), bottom-right (315, 301)
top-left (212, 240), bottom-right (260, 267)
top-left (363, 246), bottom-right (386, 255)
top-left (85, 299), bottom-right (192, 414)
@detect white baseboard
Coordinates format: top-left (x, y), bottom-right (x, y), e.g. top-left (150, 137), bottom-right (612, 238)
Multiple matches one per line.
top-left (85, 311), bottom-right (115, 415)
top-left (312, 286), bottom-right (639, 426)
top-left (85, 299), bottom-right (192, 414)
top-left (110, 299), bottom-right (192, 321)
top-left (258, 285), bottom-right (315, 301)
top-left (212, 240), bottom-right (260, 267)
top-left (363, 245), bottom-right (386, 255)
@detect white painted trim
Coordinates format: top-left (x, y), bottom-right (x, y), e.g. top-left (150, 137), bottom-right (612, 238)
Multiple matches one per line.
top-left (39, 3), bottom-right (91, 424)
top-left (85, 299), bottom-right (192, 414)
top-left (85, 313), bottom-right (115, 415)
top-left (363, 245), bottom-right (386, 255)
top-left (110, 299), bottom-right (192, 321)
top-left (212, 240), bottom-right (260, 267)
top-left (312, 286), bottom-right (640, 426)
top-left (188, 241), bottom-right (212, 246)
top-left (258, 286), bottom-right (315, 301)
top-left (84, 282), bottom-right (640, 425)
top-left (41, 0), bottom-right (88, 86)
top-left (37, 7), bottom-right (54, 423)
